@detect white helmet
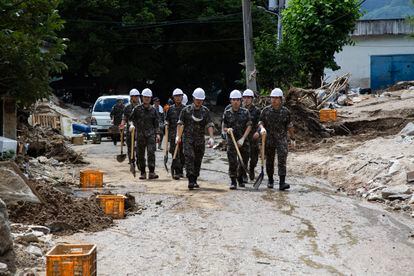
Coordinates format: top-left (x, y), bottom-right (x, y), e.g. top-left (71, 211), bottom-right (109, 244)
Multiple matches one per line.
top-left (172, 88), bottom-right (184, 96)
top-left (141, 88), bottom-right (153, 97)
top-left (243, 89), bottom-right (254, 97)
top-left (270, 88), bottom-right (284, 97)
top-left (182, 94), bottom-right (188, 105)
top-left (229, 90), bottom-right (242, 99)
top-left (192, 88), bottom-right (205, 100)
top-left (129, 88), bottom-right (140, 96)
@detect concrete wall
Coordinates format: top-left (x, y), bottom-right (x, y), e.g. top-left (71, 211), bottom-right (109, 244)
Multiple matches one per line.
top-left (1, 98), bottom-right (16, 140)
top-left (325, 35), bottom-right (414, 88)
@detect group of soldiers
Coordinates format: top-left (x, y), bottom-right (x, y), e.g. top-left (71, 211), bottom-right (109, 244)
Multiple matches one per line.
top-left (111, 86), bottom-right (295, 191)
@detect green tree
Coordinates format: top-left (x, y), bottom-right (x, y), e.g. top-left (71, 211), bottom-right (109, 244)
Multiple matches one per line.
top-left (282, 0), bottom-right (361, 88)
top-left (0, 0), bottom-right (66, 105)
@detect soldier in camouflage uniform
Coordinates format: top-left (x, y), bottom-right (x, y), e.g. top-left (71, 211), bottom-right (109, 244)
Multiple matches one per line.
top-left (121, 89), bottom-right (141, 163)
top-left (130, 88), bottom-right (161, 180)
top-left (222, 90), bottom-right (252, 189)
top-left (242, 89), bottom-right (261, 181)
top-left (177, 88), bottom-right (215, 190)
top-left (165, 88), bottom-right (186, 179)
top-left (256, 88), bottom-right (295, 191)
top-left (110, 98), bottom-right (125, 145)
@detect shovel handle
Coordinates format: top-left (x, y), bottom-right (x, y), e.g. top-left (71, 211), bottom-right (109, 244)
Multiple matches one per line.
top-left (130, 126), bottom-right (135, 160)
top-left (228, 130), bottom-right (246, 168)
top-left (120, 130), bottom-right (124, 154)
top-left (261, 133), bottom-right (266, 166)
top-left (173, 125), bottom-right (184, 160)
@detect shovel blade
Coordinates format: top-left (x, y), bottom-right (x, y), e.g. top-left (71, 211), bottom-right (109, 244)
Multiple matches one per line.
top-left (253, 171), bottom-right (264, 190)
top-left (117, 154), bottom-right (127, 163)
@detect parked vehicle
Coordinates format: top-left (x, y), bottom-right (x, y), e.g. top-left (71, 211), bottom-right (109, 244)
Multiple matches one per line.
top-left (90, 95), bottom-right (129, 137)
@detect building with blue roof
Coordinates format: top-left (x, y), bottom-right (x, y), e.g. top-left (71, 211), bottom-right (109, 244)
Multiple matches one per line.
top-left (325, 0), bottom-right (414, 89)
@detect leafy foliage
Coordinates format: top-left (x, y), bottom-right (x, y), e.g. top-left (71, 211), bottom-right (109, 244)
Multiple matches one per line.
top-left (0, 0), bottom-right (66, 105)
top-left (282, 0), bottom-right (361, 87)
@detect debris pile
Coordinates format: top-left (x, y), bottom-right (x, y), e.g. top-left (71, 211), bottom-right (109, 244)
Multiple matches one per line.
top-left (18, 125), bottom-right (85, 164)
top-left (8, 181), bottom-right (113, 235)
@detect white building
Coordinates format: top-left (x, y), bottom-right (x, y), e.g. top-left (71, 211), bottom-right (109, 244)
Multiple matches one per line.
top-left (325, 0), bottom-right (414, 90)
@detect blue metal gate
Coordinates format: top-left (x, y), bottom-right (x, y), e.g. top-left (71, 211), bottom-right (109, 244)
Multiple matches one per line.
top-left (371, 54), bottom-right (414, 90)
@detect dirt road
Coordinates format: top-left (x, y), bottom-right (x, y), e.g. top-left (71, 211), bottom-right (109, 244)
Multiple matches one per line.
top-left (59, 141), bottom-right (414, 275)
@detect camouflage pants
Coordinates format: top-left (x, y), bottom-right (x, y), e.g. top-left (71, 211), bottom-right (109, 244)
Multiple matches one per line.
top-left (136, 135), bottom-right (156, 173)
top-left (183, 140), bottom-right (205, 178)
top-left (169, 138), bottom-right (185, 175)
top-left (265, 138), bottom-right (288, 177)
top-left (247, 138), bottom-right (259, 171)
top-left (227, 142), bottom-right (249, 178)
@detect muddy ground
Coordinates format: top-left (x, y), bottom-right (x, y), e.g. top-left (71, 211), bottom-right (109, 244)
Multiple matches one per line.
top-left (49, 141), bottom-right (414, 275)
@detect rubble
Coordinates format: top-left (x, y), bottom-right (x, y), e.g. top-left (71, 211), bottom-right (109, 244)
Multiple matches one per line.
top-left (0, 199), bottom-right (13, 256)
top-left (8, 181), bottom-right (113, 235)
top-left (18, 125), bottom-right (85, 164)
top-left (381, 185), bottom-right (412, 200)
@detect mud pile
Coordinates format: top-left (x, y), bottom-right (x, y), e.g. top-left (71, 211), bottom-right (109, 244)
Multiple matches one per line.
top-left (18, 125), bottom-right (85, 164)
top-left (8, 181), bottom-right (113, 235)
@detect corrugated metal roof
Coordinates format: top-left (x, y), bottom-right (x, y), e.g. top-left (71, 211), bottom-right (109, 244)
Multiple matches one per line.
top-left (353, 19), bottom-right (414, 35)
top-left (361, 0), bottom-right (414, 20)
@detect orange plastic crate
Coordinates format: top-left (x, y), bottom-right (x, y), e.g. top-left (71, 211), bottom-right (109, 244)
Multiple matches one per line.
top-left (46, 244), bottom-right (97, 276)
top-left (96, 194), bottom-right (126, 219)
top-left (319, 109), bottom-right (337, 123)
top-left (80, 170), bottom-right (103, 188)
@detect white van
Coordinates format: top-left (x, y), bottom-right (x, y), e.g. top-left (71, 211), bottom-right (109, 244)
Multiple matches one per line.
top-left (90, 95), bottom-right (130, 136)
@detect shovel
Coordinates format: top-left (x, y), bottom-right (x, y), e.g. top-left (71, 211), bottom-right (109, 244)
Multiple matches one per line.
top-left (116, 129), bottom-right (127, 162)
top-left (129, 126), bottom-right (136, 177)
top-left (228, 129), bottom-right (248, 173)
top-left (163, 125), bottom-right (169, 172)
top-left (171, 125), bottom-right (184, 178)
top-left (254, 133), bottom-right (266, 190)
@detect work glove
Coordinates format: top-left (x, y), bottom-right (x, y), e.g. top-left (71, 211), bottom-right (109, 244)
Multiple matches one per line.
top-left (207, 137), bottom-right (215, 148)
top-left (221, 132), bottom-right (227, 140)
top-left (129, 123), bottom-right (135, 133)
top-left (175, 136), bottom-right (181, 144)
top-left (226, 128), bottom-right (233, 134)
top-left (253, 132), bottom-right (260, 140)
top-left (119, 122), bottom-right (125, 130)
top-left (237, 137), bottom-right (245, 147)
top-left (260, 127), bottom-right (267, 135)
top-left (156, 135), bottom-right (161, 144)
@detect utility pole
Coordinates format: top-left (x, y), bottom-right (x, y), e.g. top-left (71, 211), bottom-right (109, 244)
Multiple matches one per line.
top-left (269, 0), bottom-right (285, 44)
top-left (242, 0), bottom-right (257, 92)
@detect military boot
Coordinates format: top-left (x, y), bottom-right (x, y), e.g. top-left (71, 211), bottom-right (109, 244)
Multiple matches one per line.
top-left (230, 178), bottom-right (237, 190)
top-left (238, 176), bottom-right (245, 188)
top-left (242, 174), bottom-right (248, 184)
top-left (188, 176), bottom-right (195, 190)
top-left (193, 177), bottom-right (200, 189)
top-left (139, 171), bottom-right (147, 180)
top-left (148, 172), bottom-right (159, 179)
top-left (279, 175), bottom-right (290, 191)
top-left (267, 177), bottom-right (274, 189)
top-left (249, 167), bottom-right (255, 181)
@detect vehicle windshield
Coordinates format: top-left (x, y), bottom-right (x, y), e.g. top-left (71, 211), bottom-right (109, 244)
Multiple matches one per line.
top-left (93, 98), bottom-right (128, 112)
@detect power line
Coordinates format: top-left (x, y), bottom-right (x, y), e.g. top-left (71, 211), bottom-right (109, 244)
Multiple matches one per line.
top-left (63, 12), bottom-right (243, 27)
top-left (117, 37), bottom-right (243, 46)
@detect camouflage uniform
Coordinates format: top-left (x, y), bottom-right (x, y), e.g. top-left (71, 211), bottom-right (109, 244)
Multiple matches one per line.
top-left (130, 104), bottom-right (160, 173)
top-left (123, 102), bottom-right (139, 162)
top-left (110, 102), bottom-right (125, 144)
top-left (222, 107), bottom-right (252, 178)
top-left (165, 103), bottom-right (185, 175)
top-left (258, 105), bottom-right (293, 178)
top-left (245, 104), bottom-right (261, 174)
top-left (178, 104), bottom-right (214, 179)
